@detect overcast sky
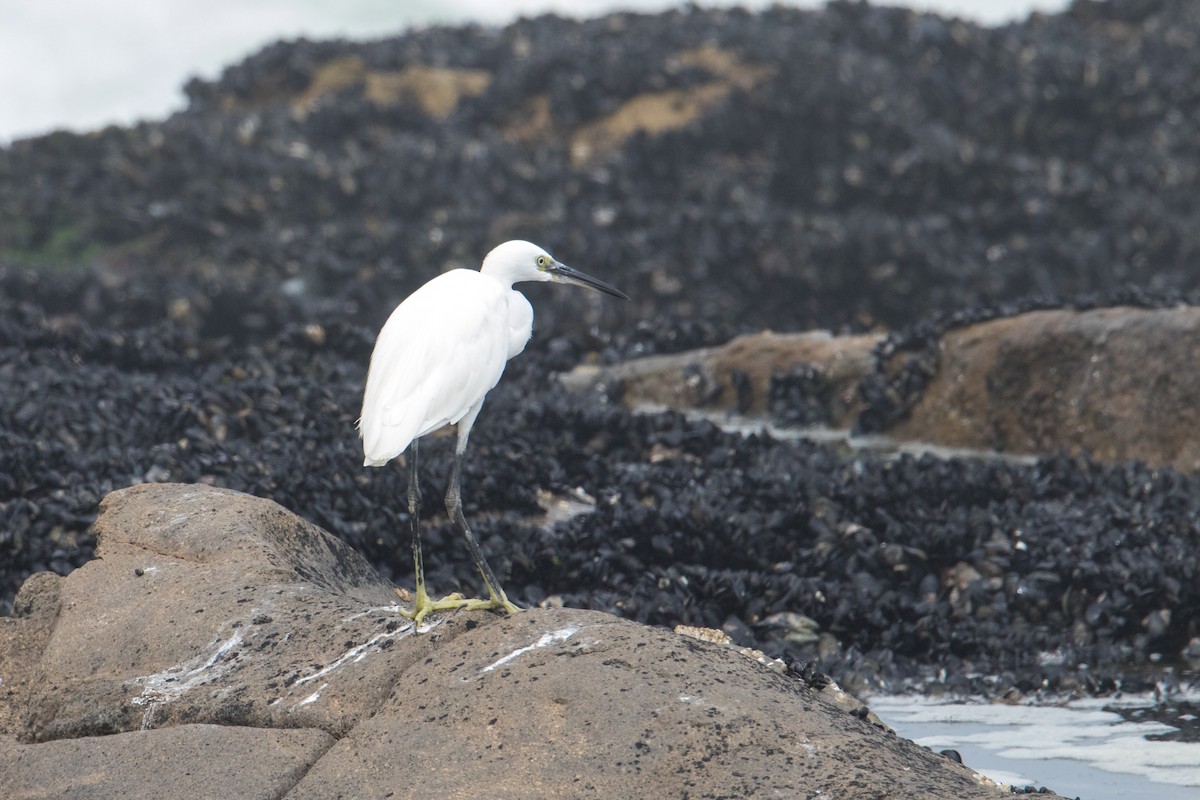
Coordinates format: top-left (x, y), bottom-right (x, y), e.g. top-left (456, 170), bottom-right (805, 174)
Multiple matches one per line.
top-left (1, 0), bottom-right (1069, 143)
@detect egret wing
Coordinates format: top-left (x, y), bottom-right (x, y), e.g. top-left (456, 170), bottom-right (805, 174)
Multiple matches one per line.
top-left (359, 270), bottom-right (512, 466)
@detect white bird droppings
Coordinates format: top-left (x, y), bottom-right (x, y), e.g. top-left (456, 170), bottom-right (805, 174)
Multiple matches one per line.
top-left (341, 603), bottom-right (407, 623)
top-left (293, 621), bottom-right (420, 686)
top-left (130, 629), bottom-right (243, 707)
top-left (480, 626), bottom-right (580, 673)
top-left (293, 682), bottom-right (327, 709)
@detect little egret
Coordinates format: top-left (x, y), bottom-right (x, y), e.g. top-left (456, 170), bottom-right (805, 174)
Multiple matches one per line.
top-left (359, 240), bottom-right (628, 625)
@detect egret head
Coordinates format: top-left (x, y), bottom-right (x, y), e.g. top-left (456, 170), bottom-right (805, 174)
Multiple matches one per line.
top-left (481, 240), bottom-right (629, 299)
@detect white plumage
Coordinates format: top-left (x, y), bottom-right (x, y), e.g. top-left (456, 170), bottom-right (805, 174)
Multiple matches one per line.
top-left (359, 268), bottom-right (531, 466)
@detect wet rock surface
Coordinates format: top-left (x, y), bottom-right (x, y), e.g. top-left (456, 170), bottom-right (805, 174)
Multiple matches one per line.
top-left (3, 0), bottom-right (1200, 706)
top-left (0, 484), bottom-right (1016, 799)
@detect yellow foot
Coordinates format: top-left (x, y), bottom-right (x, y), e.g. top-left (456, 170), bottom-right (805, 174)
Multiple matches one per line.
top-left (398, 590), bottom-right (469, 627)
top-left (458, 592), bottom-right (523, 616)
top-left (398, 588), bottom-right (523, 626)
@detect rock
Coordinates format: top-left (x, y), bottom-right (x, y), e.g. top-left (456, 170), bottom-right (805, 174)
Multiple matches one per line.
top-left (286, 608), bottom-right (988, 799)
top-left (0, 724), bottom-right (333, 800)
top-left (571, 307), bottom-right (1200, 473)
top-left (561, 330), bottom-right (881, 426)
top-left (12, 1), bottom-right (1200, 341)
top-left (568, 45), bottom-right (776, 167)
top-left (888, 307), bottom-right (1200, 469)
top-left (0, 483), bottom-right (1015, 798)
top-left (0, 572), bottom-right (61, 738)
top-left (17, 483), bottom-right (425, 742)
top-left (287, 54), bottom-right (493, 120)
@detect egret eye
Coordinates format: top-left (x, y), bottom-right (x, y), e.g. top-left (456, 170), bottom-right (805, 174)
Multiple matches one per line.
top-left (536, 255), bottom-right (548, 269)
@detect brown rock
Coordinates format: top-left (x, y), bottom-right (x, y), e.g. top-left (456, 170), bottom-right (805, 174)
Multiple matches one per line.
top-left (889, 307), bottom-right (1200, 469)
top-left (19, 483), bottom-right (427, 742)
top-left (0, 572), bottom-right (61, 737)
top-left (1, 483), bottom-right (1011, 798)
top-left (566, 307), bottom-right (1200, 470)
top-left (287, 607), bottom-right (1001, 799)
top-left (0, 724), bottom-right (333, 800)
top-left (287, 54), bottom-right (492, 120)
top-left (568, 46), bottom-right (775, 168)
top-left (561, 330), bottom-right (881, 426)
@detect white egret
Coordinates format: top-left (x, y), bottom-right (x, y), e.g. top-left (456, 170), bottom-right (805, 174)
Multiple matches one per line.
top-left (359, 240), bottom-right (628, 625)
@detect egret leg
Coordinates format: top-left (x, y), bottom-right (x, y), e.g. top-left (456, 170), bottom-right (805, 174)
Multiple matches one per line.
top-left (445, 451), bottom-right (522, 615)
top-left (399, 440), bottom-right (468, 625)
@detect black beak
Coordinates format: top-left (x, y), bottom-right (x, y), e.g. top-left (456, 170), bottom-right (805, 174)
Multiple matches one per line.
top-left (549, 261), bottom-right (630, 300)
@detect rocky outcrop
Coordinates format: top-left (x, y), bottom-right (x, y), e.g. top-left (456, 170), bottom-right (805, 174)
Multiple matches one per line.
top-left (0, 483), bottom-right (1012, 799)
top-left (12, 483), bottom-right (412, 742)
top-left (566, 307), bottom-right (1200, 471)
top-left (561, 330), bottom-right (881, 427)
top-left (888, 306), bottom-right (1200, 470)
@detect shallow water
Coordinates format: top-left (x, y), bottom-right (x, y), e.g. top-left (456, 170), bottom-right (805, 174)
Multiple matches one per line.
top-left (870, 692), bottom-right (1200, 799)
top-left (663, 406), bottom-right (1043, 465)
top-left (692, 407), bottom-right (1200, 797)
